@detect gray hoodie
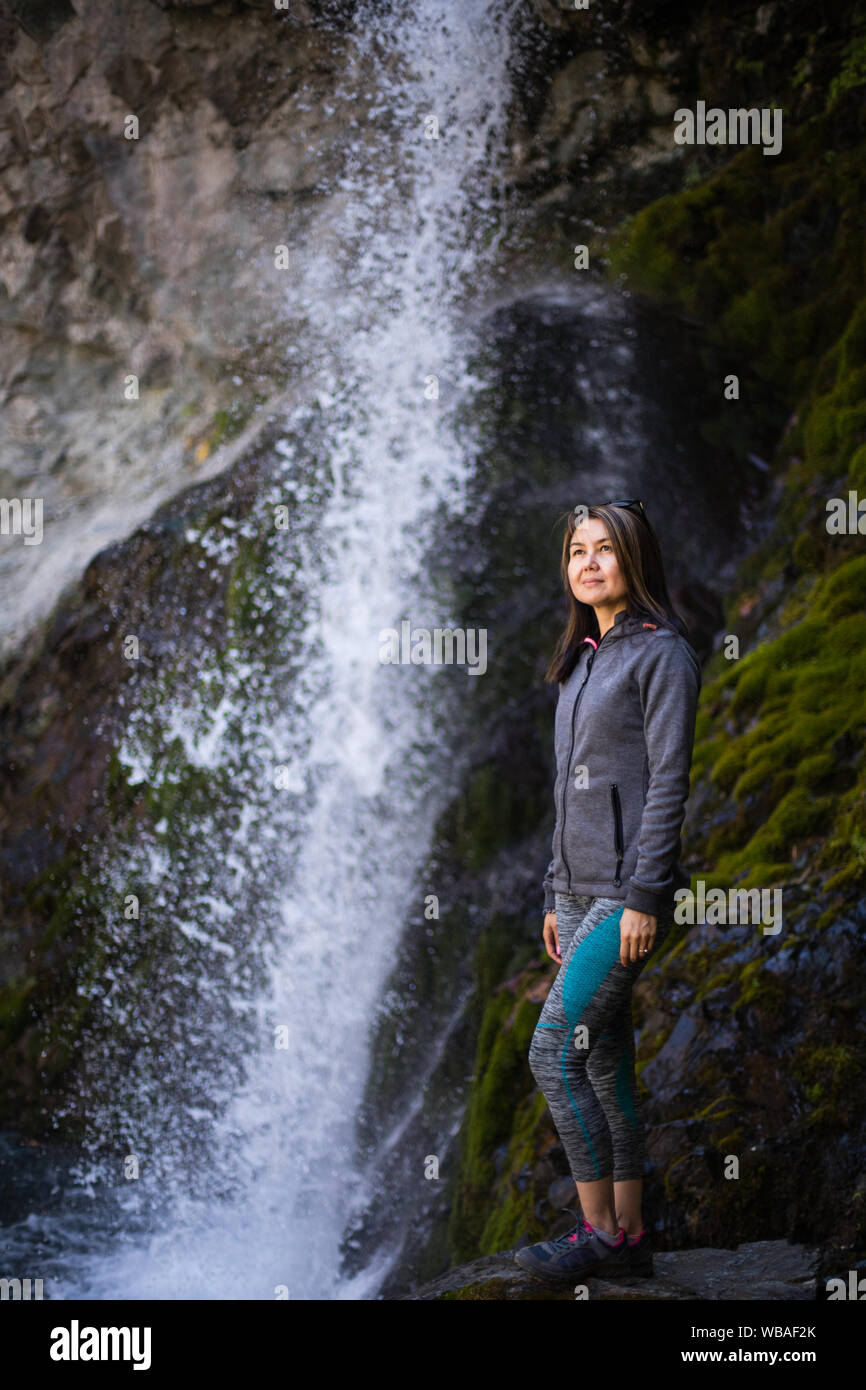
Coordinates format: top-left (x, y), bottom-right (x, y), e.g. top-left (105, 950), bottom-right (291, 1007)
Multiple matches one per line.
top-left (543, 607), bottom-right (702, 917)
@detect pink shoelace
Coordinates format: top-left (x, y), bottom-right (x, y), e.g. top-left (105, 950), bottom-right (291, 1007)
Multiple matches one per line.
top-left (568, 1219), bottom-right (621, 1244)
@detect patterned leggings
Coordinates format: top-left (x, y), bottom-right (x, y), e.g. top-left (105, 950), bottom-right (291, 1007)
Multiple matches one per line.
top-left (528, 891), bottom-right (676, 1184)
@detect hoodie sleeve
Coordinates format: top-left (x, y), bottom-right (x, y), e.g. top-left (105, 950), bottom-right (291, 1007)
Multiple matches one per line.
top-left (542, 680), bottom-right (563, 915)
top-left (624, 635), bottom-right (701, 917)
top-left (543, 858), bottom-right (556, 915)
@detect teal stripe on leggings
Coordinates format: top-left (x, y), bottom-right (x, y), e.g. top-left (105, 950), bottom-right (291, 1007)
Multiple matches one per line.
top-left (559, 1031), bottom-right (600, 1176)
top-left (561, 906), bottom-right (624, 1022)
top-left (557, 906), bottom-right (625, 1178)
top-left (616, 1042), bottom-right (638, 1128)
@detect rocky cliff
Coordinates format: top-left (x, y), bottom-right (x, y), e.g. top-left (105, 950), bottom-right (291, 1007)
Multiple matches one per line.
top-left (0, 0), bottom-right (358, 651)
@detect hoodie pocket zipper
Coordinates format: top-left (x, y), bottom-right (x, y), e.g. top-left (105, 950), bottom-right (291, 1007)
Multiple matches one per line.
top-left (609, 783), bottom-right (624, 887)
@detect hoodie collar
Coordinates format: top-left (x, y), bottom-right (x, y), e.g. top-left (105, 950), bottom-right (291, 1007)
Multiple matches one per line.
top-left (583, 608), bottom-right (655, 651)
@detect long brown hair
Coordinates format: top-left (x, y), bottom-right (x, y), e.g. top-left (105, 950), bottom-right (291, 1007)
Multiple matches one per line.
top-left (544, 503), bottom-right (690, 684)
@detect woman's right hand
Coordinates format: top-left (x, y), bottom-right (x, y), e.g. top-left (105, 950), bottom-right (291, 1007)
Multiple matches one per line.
top-left (543, 911), bottom-right (561, 964)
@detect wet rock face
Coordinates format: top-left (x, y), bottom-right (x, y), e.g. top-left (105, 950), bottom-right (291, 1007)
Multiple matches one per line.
top-left (397, 1238), bottom-right (821, 1300)
top-left (510, 0), bottom-right (849, 253)
top-left (0, 439), bottom-right (273, 1137)
top-left (0, 0), bottom-right (360, 647)
top-left (633, 895), bottom-right (866, 1254)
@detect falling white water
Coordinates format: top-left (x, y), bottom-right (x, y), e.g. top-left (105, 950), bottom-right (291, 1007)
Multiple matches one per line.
top-left (8, 0), bottom-right (524, 1300)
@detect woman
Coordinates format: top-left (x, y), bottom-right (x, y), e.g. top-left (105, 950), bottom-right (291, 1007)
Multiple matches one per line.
top-left (514, 499), bottom-right (701, 1285)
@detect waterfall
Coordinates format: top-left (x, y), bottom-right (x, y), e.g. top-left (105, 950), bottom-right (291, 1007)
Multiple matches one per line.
top-left (8, 0), bottom-right (523, 1300)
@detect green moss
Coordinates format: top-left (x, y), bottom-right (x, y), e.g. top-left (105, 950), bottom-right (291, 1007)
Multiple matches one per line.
top-left (0, 852), bottom-right (116, 1136)
top-left (693, 955), bottom-right (741, 1004)
top-left (749, 788), bottom-right (834, 857)
top-left (448, 980), bottom-right (544, 1261)
top-left (694, 1093), bottom-right (740, 1123)
top-left (438, 1279), bottom-right (507, 1300)
top-left (828, 33), bottom-right (866, 107)
top-left (610, 95), bottom-right (865, 400)
top-left (0, 974), bottom-right (37, 1032)
top-left (206, 395), bottom-right (263, 452)
top-left (225, 530), bottom-right (271, 630)
top-left (733, 958), bottom-right (784, 1015)
top-left (848, 443), bottom-right (866, 492)
top-left (680, 546), bottom-right (866, 890)
top-left (710, 728), bottom-right (761, 791)
top-left (791, 1043), bottom-right (864, 1128)
top-left (441, 762), bottom-right (541, 873)
top-left (478, 1087), bottom-right (550, 1255)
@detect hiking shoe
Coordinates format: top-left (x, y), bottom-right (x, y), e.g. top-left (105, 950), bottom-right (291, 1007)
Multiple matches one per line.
top-left (627, 1229), bottom-right (654, 1278)
top-left (514, 1218), bottom-right (629, 1283)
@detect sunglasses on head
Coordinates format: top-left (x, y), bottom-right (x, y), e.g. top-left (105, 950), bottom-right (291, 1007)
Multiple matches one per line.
top-left (573, 498), bottom-right (647, 519)
top-left (607, 498), bottom-right (645, 515)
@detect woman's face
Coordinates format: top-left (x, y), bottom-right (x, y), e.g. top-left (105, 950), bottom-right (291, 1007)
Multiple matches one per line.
top-left (568, 518), bottom-right (628, 608)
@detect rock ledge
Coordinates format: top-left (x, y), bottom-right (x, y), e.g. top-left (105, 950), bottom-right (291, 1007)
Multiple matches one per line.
top-left (397, 1239), bottom-right (821, 1300)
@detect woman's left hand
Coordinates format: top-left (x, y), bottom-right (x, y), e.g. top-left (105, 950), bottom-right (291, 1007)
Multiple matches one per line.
top-left (619, 907), bottom-right (657, 966)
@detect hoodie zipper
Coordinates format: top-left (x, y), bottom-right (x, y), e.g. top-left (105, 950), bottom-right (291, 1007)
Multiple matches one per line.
top-left (558, 625), bottom-right (614, 884)
top-left (558, 645), bottom-right (596, 890)
top-left (557, 616), bottom-right (633, 889)
top-left (609, 783), bottom-right (624, 887)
